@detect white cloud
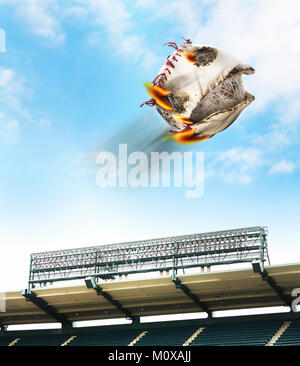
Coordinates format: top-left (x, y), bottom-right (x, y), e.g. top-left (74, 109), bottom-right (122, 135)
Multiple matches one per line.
top-left (0, 0), bottom-right (158, 66)
top-left (76, 0), bottom-right (159, 67)
top-left (0, 66), bottom-right (48, 142)
top-left (62, 6), bottom-right (87, 20)
top-left (0, 111), bottom-right (19, 143)
top-left (214, 147), bottom-right (263, 168)
top-left (0, 67), bottom-right (24, 143)
top-left (0, 68), bottom-right (12, 87)
top-left (144, 0), bottom-right (202, 36)
top-left (83, 0), bottom-right (131, 37)
top-left (250, 122), bottom-right (296, 152)
top-left (0, 0), bottom-right (65, 45)
top-left (207, 147), bottom-right (263, 184)
top-left (0, 67), bottom-right (31, 119)
top-left (39, 118), bottom-right (52, 130)
top-left (269, 160), bottom-right (296, 175)
top-left (278, 95), bottom-right (300, 127)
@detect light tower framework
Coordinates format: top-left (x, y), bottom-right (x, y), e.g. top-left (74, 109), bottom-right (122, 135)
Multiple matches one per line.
top-left (28, 226), bottom-right (269, 289)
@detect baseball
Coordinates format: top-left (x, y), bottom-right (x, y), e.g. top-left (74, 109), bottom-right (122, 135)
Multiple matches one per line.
top-left (141, 39), bottom-right (255, 143)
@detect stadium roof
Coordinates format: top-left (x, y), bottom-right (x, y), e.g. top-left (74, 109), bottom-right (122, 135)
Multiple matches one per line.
top-left (1, 263), bottom-right (299, 326)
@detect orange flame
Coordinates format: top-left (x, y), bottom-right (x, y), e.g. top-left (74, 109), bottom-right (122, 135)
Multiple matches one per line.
top-left (164, 128), bottom-right (212, 144)
top-left (143, 82), bottom-right (173, 110)
top-left (181, 51), bottom-right (197, 64)
top-left (174, 115), bottom-right (194, 125)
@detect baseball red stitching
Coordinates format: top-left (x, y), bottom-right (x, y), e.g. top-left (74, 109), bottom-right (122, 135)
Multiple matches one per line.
top-left (140, 39), bottom-right (192, 108)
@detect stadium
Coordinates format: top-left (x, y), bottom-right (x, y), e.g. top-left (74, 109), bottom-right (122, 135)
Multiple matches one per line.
top-left (0, 226), bottom-right (300, 348)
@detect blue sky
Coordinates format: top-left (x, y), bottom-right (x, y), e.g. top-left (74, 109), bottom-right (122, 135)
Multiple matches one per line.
top-left (0, 0), bottom-right (300, 292)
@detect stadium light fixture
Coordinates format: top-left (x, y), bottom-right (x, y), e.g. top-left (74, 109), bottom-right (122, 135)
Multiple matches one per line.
top-left (85, 277), bottom-right (97, 289)
top-left (27, 226), bottom-right (269, 288)
top-left (252, 260), bottom-right (264, 274)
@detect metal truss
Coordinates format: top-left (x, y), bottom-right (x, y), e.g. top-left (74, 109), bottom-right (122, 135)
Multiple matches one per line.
top-left (172, 277), bottom-right (212, 317)
top-left (28, 226), bottom-right (269, 288)
top-left (252, 261), bottom-right (292, 309)
top-left (85, 277), bottom-right (138, 322)
top-left (21, 288), bottom-right (72, 328)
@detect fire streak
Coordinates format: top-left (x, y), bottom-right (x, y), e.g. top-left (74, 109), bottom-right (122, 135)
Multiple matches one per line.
top-left (164, 128), bottom-right (212, 144)
top-left (143, 82), bottom-right (173, 110)
top-left (181, 51), bottom-right (197, 64)
top-left (174, 115), bottom-right (194, 125)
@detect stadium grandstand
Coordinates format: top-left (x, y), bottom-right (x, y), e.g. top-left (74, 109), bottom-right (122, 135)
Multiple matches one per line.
top-left (1, 226), bottom-right (300, 347)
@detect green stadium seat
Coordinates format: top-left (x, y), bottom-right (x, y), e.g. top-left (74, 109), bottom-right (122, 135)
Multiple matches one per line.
top-left (190, 320), bottom-right (283, 346)
top-left (68, 328), bottom-right (141, 346)
top-left (2, 318), bottom-right (299, 346)
top-left (274, 320), bottom-right (300, 346)
top-left (14, 334), bottom-right (68, 346)
top-left (0, 337), bottom-right (15, 346)
top-left (134, 325), bottom-right (199, 346)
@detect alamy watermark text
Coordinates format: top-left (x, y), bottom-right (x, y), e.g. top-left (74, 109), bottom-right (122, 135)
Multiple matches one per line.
top-left (96, 144), bottom-right (204, 198)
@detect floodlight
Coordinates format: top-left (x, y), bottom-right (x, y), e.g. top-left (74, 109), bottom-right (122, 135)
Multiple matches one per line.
top-left (27, 226), bottom-right (268, 288)
top-left (252, 260), bottom-right (264, 274)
